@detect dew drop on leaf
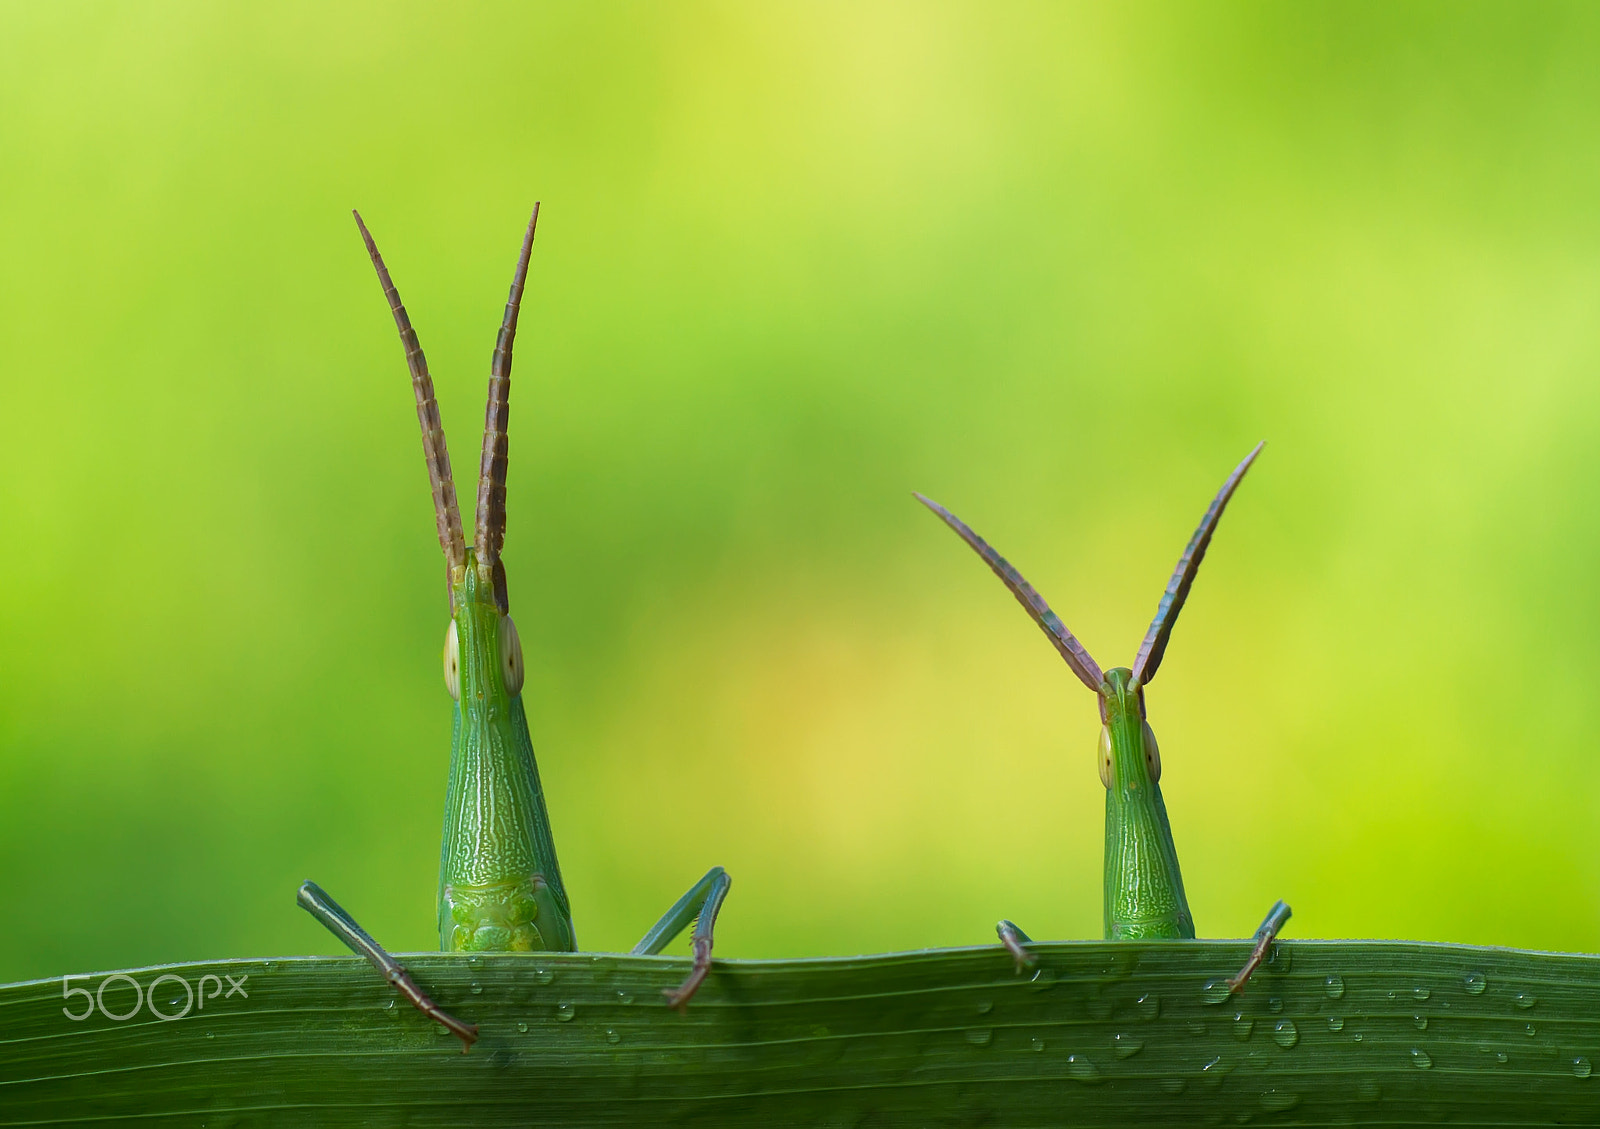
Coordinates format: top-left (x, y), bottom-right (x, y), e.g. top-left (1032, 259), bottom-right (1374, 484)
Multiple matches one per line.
top-left (1066, 1054), bottom-right (1103, 1083)
top-left (1259, 1089), bottom-right (1300, 1112)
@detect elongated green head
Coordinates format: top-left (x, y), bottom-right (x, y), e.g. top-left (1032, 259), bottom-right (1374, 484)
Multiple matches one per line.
top-left (1096, 667), bottom-right (1158, 795)
top-left (356, 207), bottom-right (575, 954)
top-left (915, 443), bottom-right (1263, 940)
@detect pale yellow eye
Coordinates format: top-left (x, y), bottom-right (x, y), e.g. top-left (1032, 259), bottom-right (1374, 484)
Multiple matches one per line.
top-left (499, 614), bottom-right (525, 697)
top-left (443, 619), bottom-right (460, 701)
top-left (1098, 726), bottom-right (1112, 789)
top-left (1142, 720), bottom-right (1161, 784)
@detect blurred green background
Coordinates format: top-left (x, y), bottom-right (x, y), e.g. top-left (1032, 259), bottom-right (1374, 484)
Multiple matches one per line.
top-left (4, 2), bottom-right (1600, 984)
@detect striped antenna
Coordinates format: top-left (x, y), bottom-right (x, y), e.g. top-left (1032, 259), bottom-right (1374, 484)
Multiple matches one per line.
top-left (915, 493), bottom-right (1104, 694)
top-left (1130, 442), bottom-right (1264, 687)
top-left (354, 211), bottom-right (467, 595)
top-left (475, 205), bottom-right (540, 614)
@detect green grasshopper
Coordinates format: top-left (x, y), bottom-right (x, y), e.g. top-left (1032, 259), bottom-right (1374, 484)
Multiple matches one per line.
top-left (297, 207), bottom-right (731, 1050)
top-left (915, 444), bottom-right (1289, 990)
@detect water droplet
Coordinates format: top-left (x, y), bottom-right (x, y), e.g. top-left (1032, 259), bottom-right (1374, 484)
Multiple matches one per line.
top-left (1573, 1056), bottom-right (1592, 1079)
top-left (1327, 1016), bottom-right (1344, 1032)
top-left (1187, 1020), bottom-right (1208, 1037)
top-left (1525, 1024), bottom-right (1537, 1038)
top-left (1357, 1080), bottom-right (1382, 1102)
top-left (1266, 944), bottom-right (1291, 972)
top-left (1267, 996), bottom-right (1284, 1014)
top-left (1136, 992), bottom-right (1161, 1020)
top-left (1113, 1033), bottom-right (1144, 1059)
top-left (204, 1031), bottom-right (214, 1039)
top-left (965, 1028), bottom-right (993, 1047)
top-left (1028, 967), bottom-right (1057, 990)
top-left (1410, 1048), bottom-right (1433, 1069)
top-left (383, 999), bottom-right (395, 1010)
top-left (1160, 1078), bottom-right (1187, 1094)
top-left (516, 1022), bottom-right (528, 1034)
top-left (1260, 1089), bottom-right (1301, 1113)
top-left (470, 982), bottom-right (483, 995)
top-left (1413, 1015), bottom-right (1427, 1030)
top-left (1030, 1036), bottom-right (1045, 1053)
top-left (1324, 974), bottom-right (1345, 999)
top-left (556, 1003), bottom-right (576, 1022)
top-left (616, 990), bottom-right (634, 1005)
top-left (1463, 972), bottom-right (1487, 995)
top-left (1386, 990), bottom-right (1398, 1001)
top-left (976, 1000), bottom-right (993, 1015)
top-left (1066, 1054), bottom-right (1103, 1083)
top-left (1272, 1019), bottom-right (1299, 1048)
top-left (1201, 979), bottom-right (1232, 1005)
top-left (1495, 1052), bottom-right (1509, 1064)
top-left (1514, 993), bottom-right (1537, 1010)
top-left (606, 1029), bottom-right (621, 1045)
top-left (534, 968), bottom-right (554, 985)
top-left (1412, 986), bottom-right (1430, 1001)
top-left (1232, 1013), bottom-right (1254, 1040)
top-left (1353, 1033), bottom-right (1363, 1042)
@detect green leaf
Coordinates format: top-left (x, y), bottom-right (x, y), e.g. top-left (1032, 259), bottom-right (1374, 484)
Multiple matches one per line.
top-left (4, 940), bottom-right (1598, 1125)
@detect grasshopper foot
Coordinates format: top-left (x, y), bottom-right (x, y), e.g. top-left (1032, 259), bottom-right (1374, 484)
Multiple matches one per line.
top-left (1227, 899), bottom-right (1292, 996)
top-left (997, 919), bottom-right (1036, 972)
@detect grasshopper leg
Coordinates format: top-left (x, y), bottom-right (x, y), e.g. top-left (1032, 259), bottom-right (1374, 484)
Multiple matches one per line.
top-left (1227, 899), bottom-right (1292, 995)
top-left (297, 881), bottom-right (479, 1052)
top-left (631, 866), bottom-right (731, 1011)
top-left (996, 919), bottom-right (1036, 971)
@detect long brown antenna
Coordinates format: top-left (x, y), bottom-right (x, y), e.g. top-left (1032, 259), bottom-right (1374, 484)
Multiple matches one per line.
top-left (1130, 441), bottom-right (1264, 687)
top-left (915, 492), bottom-right (1105, 694)
top-left (354, 211), bottom-right (467, 596)
top-left (475, 205), bottom-right (540, 613)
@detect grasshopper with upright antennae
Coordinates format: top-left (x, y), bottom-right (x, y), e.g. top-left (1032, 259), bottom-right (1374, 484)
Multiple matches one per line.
top-left (298, 206), bottom-right (731, 1050)
top-left (916, 443), bottom-right (1288, 992)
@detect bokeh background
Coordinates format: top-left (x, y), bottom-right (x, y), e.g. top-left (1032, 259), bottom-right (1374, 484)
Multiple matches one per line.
top-left (4, 2), bottom-right (1600, 984)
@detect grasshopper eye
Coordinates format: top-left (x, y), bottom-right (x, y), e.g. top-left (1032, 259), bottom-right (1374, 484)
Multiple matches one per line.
top-left (1142, 720), bottom-right (1161, 784)
top-left (499, 615), bottom-right (525, 697)
top-left (1098, 726), bottom-right (1112, 789)
top-left (444, 620), bottom-right (461, 700)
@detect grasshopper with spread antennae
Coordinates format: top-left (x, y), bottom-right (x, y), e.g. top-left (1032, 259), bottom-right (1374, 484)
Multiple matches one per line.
top-left (298, 207), bottom-right (731, 1050)
top-left (916, 443), bottom-right (1288, 992)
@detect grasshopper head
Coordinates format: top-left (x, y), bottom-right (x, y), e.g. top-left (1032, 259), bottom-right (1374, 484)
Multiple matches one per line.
top-left (1096, 667), bottom-right (1160, 792)
top-left (916, 442), bottom-right (1261, 787)
top-left (354, 207), bottom-right (541, 703)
